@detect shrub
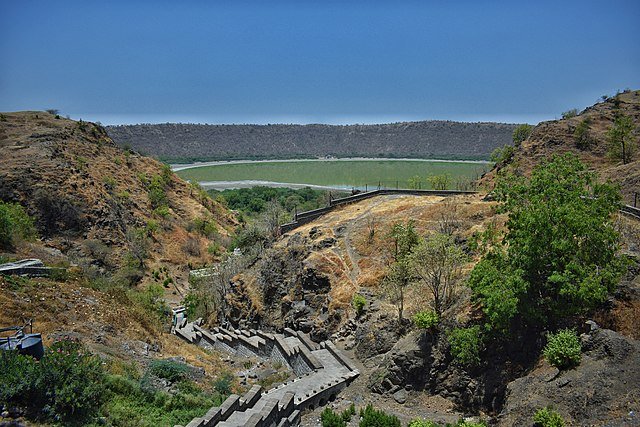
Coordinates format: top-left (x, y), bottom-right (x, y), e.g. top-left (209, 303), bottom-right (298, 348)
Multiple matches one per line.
top-left (321, 407), bottom-right (346, 427)
top-left (148, 359), bottom-right (190, 382)
top-left (190, 216), bottom-right (219, 238)
top-left (359, 404), bottom-right (401, 427)
top-left (533, 407), bottom-right (565, 427)
top-left (490, 145), bottom-right (515, 164)
top-left (512, 123), bottom-right (533, 146)
top-left (352, 293), bottom-right (366, 315)
top-left (0, 339), bottom-right (106, 424)
top-left (213, 372), bottom-right (233, 395)
top-left (412, 310), bottom-right (439, 330)
top-left (448, 326), bottom-right (482, 367)
top-left (561, 109), bottom-right (579, 119)
top-left (469, 154), bottom-right (623, 333)
top-left (409, 420), bottom-right (440, 427)
top-left (207, 242), bottom-right (222, 256)
top-left (0, 201), bottom-right (36, 248)
top-left (543, 329), bottom-right (581, 369)
top-left (427, 174), bottom-right (450, 191)
top-left (574, 118), bottom-right (593, 150)
top-left (103, 175), bottom-right (117, 192)
top-left (130, 284), bottom-right (170, 322)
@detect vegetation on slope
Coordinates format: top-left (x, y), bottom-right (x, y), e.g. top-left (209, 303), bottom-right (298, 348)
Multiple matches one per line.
top-left (106, 121), bottom-right (518, 162)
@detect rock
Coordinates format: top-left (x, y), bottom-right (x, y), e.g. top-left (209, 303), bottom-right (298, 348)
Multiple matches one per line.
top-left (498, 327), bottom-right (640, 426)
top-left (393, 389), bottom-right (407, 404)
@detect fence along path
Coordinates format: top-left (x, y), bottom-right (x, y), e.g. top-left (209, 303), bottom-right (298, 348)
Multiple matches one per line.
top-left (172, 312), bottom-right (359, 427)
top-left (281, 189), bottom-right (640, 234)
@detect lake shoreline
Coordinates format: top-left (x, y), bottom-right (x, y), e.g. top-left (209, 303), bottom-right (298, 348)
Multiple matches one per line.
top-left (171, 157), bottom-right (491, 172)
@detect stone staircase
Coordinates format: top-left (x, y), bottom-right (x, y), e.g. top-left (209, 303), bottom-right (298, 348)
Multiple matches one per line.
top-left (172, 309), bottom-right (359, 427)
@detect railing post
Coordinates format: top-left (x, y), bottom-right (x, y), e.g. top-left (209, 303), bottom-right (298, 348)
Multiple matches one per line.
top-left (365, 184), bottom-right (367, 192)
top-left (294, 206), bottom-right (298, 221)
top-left (635, 192), bottom-right (638, 208)
top-left (396, 180), bottom-right (398, 189)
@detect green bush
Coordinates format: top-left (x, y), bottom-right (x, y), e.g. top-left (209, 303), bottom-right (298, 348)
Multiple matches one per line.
top-left (190, 216), bottom-right (219, 238)
top-left (412, 310), bottom-right (440, 330)
top-left (469, 154), bottom-right (623, 333)
top-left (148, 359), bottom-right (190, 382)
top-left (213, 372), bottom-right (233, 395)
top-left (533, 407), bottom-right (565, 427)
top-left (0, 201), bottom-right (36, 249)
top-left (448, 326), bottom-right (482, 367)
top-left (352, 293), bottom-right (366, 315)
top-left (561, 109), bottom-right (578, 119)
top-left (409, 420), bottom-right (440, 427)
top-left (321, 407), bottom-right (346, 427)
top-left (512, 124), bottom-right (533, 146)
top-left (490, 145), bottom-right (515, 164)
top-left (0, 339), bottom-right (106, 424)
top-left (543, 329), bottom-right (581, 369)
top-left (574, 118), bottom-right (593, 149)
top-left (359, 404), bottom-right (401, 427)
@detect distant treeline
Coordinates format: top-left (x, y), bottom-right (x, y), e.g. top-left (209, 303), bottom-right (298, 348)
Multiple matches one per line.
top-left (106, 121), bottom-right (519, 161)
top-left (209, 186), bottom-right (346, 216)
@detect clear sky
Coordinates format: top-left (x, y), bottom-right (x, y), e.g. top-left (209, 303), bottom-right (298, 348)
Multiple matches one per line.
top-left (1, 0), bottom-right (639, 125)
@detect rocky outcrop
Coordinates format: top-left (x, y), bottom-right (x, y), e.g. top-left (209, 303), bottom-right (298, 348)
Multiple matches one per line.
top-left (227, 235), bottom-right (341, 342)
top-left (367, 325), bottom-right (544, 414)
top-left (497, 324), bottom-right (640, 426)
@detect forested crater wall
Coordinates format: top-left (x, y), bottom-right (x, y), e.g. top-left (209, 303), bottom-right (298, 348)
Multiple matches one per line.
top-left (106, 121), bottom-right (518, 161)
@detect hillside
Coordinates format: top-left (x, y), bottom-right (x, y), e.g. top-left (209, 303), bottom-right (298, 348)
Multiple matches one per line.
top-left (0, 111), bottom-right (237, 297)
top-left (105, 120), bottom-right (518, 162)
top-left (482, 90), bottom-right (640, 205)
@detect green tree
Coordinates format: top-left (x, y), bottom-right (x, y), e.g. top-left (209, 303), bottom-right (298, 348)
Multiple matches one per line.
top-left (0, 201), bottom-right (36, 249)
top-left (512, 124), bottom-right (533, 146)
top-left (606, 114), bottom-right (637, 164)
top-left (561, 109), bottom-right (578, 119)
top-left (448, 326), bottom-right (482, 367)
top-left (383, 221), bottom-right (420, 322)
top-left (490, 145), bottom-right (515, 165)
top-left (469, 154), bottom-right (623, 333)
top-left (409, 233), bottom-right (467, 317)
top-left (427, 174), bottom-right (450, 191)
top-left (407, 175), bottom-right (422, 189)
top-left (573, 118), bottom-right (593, 149)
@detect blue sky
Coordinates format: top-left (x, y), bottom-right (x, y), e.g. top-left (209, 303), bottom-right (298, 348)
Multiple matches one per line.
top-left (1, 0), bottom-right (639, 125)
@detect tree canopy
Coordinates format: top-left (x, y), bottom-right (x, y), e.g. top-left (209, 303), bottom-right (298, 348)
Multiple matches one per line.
top-left (469, 153), bottom-right (623, 333)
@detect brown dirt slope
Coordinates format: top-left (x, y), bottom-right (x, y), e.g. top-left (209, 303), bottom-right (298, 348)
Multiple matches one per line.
top-left (0, 111), bottom-right (237, 296)
top-left (482, 90), bottom-right (640, 205)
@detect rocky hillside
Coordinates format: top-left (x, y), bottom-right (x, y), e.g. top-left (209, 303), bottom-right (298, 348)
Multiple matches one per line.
top-left (105, 120), bottom-right (518, 162)
top-left (482, 90), bottom-right (640, 205)
top-left (0, 111), bottom-right (237, 296)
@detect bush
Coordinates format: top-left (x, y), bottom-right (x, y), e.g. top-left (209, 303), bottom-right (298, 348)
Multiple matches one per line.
top-left (0, 201), bottom-right (36, 248)
top-left (409, 420), bottom-right (440, 427)
top-left (561, 109), bottom-right (578, 119)
top-left (574, 118), bottom-right (593, 150)
top-left (321, 407), bottom-right (346, 427)
top-left (148, 359), bottom-right (190, 382)
top-left (448, 326), bottom-right (482, 367)
top-left (512, 123), bottom-right (533, 146)
top-left (359, 404), bottom-right (401, 427)
top-left (470, 154), bottom-right (623, 333)
top-left (412, 310), bottom-right (440, 330)
top-left (213, 372), bottom-right (234, 396)
top-left (533, 407), bottom-right (565, 427)
top-left (0, 339), bottom-right (106, 424)
top-left (352, 293), bottom-right (366, 315)
top-left (543, 329), bottom-right (581, 369)
top-left (490, 145), bottom-right (515, 164)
